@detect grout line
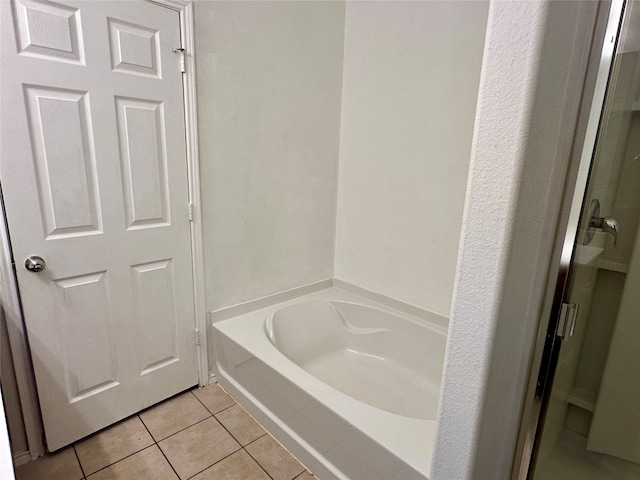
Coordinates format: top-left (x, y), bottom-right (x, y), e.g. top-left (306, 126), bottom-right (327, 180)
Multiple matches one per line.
top-left (155, 444), bottom-right (182, 480)
top-left (72, 445), bottom-right (87, 478)
top-left (243, 432), bottom-right (267, 448)
top-left (141, 385), bottom-right (303, 480)
top-left (243, 444), bottom-right (275, 480)
top-left (207, 407), bottom-right (268, 452)
top-left (195, 412), bottom-right (273, 479)
top-left (74, 416), bottom-right (156, 477)
top-left (203, 387), bottom-right (303, 479)
top-left (151, 415), bottom-right (214, 444)
top-left (84, 444), bottom-right (158, 478)
top-left (137, 418), bottom-right (181, 480)
top-left (189, 387), bottom-right (237, 416)
top-left (206, 414), bottom-right (245, 449)
top-left (211, 401), bottom-right (238, 417)
top-left (183, 445), bottom-right (243, 480)
top-left (136, 385), bottom-right (199, 418)
top-left (294, 471), bottom-right (314, 480)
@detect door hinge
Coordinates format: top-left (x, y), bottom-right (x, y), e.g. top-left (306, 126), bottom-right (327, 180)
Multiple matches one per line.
top-left (188, 202), bottom-right (194, 222)
top-left (194, 328), bottom-right (200, 346)
top-left (172, 47), bottom-right (186, 73)
top-left (556, 302), bottom-right (579, 340)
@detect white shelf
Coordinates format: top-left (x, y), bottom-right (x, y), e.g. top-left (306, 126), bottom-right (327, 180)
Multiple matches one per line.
top-left (595, 259), bottom-right (628, 273)
top-left (574, 245), bottom-right (604, 267)
top-left (574, 245), bottom-right (628, 273)
top-left (567, 388), bottom-right (597, 412)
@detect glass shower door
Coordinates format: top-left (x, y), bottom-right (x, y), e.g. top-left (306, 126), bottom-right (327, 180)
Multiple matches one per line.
top-left (532, 1), bottom-right (640, 478)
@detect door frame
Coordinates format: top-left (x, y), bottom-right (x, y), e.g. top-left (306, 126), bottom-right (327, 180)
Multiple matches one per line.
top-left (0, 0), bottom-right (207, 460)
top-left (510, 0), bottom-right (626, 477)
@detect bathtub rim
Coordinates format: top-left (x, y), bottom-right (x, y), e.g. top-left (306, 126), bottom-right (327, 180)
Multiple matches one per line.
top-left (210, 279), bottom-right (449, 331)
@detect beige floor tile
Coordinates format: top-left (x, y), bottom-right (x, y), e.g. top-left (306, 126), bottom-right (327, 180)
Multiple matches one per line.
top-left (139, 392), bottom-right (210, 441)
top-left (294, 472), bottom-right (316, 480)
top-left (246, 435), bottom-right (305, 480)
top-left (191, 450), bottom-right (270, 480)
top-left (159, 417), bottom-right (240, 479)
top-left (75, 416), bottom-right (154, 475)
top-left (215, 404), bottom-right (265, 445)
top-left (87, 445), bottom-right (177, 480)
top-left (15, 447), bottom-right (83, 480)
top-left (192, 384), bottom-right (235, 414)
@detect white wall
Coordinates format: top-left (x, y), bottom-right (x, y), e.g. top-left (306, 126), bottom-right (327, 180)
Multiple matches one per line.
top-left (0, 311), bottom-right (28, 457)
top-left (334, 1), bottom-right (488, 317)
top-left (431, 1), bottom-right (599, 478)
top-left (194, 1), bottom-right (346, 313)
top-left (0, 387), bottom-right (16, 480)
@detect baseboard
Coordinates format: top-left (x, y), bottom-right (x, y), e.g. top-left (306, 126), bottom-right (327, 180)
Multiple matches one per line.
top-left (13, 451), bottom-right (31, 467)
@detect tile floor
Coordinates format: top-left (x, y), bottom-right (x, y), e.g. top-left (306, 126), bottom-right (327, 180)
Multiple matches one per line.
top-left (15, 384), bottom-right (314, 480)
top-left (535, 428), bottom-right (640, 480)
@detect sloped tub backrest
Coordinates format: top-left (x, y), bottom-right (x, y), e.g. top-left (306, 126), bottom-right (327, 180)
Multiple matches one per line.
top-left (266, 299), bottom-right (446, 387)
top-left (266, 300), bottom-right (388, 365)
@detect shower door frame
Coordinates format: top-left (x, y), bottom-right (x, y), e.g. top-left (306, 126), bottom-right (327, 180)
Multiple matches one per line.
top-left (511, 0), bottom-right (627, 478)
top-left (0, 0), bottom-right (208, 461)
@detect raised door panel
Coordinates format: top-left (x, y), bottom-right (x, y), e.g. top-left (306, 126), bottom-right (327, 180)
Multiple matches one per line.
top-left (12, 0), bottom-right (84, 64)
top-left (53, 271), bottom-right (119, 402)
top-left (131, 260), bottom-right (179, 376)
top-left (108, 18), bottom-right (160, 78)
top-left (116, 97), bottom-right (170, 230)
top-left (23, 86), bottom-right (102, 239)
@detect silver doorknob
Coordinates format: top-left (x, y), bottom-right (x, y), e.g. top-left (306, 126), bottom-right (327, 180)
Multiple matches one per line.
top-left (25, 256), bottom-right (46, 272)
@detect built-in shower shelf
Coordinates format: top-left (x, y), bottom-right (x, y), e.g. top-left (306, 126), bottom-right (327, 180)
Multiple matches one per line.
top-left (574, 245), bottom-right (603, 267)
top-left (595, 259), bottom-right (628, 273)
top-left (567, 388), bottom-right (597, 412)
top-left (573, 245), bottom-right (628, 273)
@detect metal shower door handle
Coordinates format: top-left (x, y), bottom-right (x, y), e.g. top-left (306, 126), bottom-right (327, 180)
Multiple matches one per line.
top-left (584, 198), bottom-right (620, 249)
top-left (589, 216), bottom-right (620, 248)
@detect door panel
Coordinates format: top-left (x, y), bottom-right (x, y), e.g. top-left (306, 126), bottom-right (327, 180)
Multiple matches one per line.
top-left (55, 271), bottom-right (118, 401)
top-left (24, 85), bottom-right (102, 238)
top-left (108, 18), bottom-right (161, 78)
top-left (13, 0), bottom-right (85, 65)
top-left (131, 259), bottom-right (180, 375)
top-left (1, 0), bottom-right (198, 450)
top-left (116, 97), bottom-right (171, 228)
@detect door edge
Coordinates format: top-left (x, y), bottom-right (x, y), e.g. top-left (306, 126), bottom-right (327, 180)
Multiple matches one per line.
top-left (0, 184), bottom-right (45, 459)
top-left (146, 0), bottom-right (209, 387)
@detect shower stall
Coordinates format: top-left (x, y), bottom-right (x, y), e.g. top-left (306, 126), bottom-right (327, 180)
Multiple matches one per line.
top-left (519, 1), bottom-right (640, 478)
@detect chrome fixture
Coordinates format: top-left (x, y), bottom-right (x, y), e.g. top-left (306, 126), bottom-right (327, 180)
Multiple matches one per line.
top-left (583, 199), bottom-right (620, 248)
top-left (24, 256), bottom-right (45, 272)
top-left (589, 216), bottom-right (619, 248)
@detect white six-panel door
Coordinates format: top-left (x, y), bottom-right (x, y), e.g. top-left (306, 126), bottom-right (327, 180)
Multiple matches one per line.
top-left (0, 0), bottom-right (198, 450)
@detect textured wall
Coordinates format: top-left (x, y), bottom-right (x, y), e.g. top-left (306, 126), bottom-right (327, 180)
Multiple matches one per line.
top-left (0, 311), bottom-right (27, 456)
top-left (334, 1), bottom-right (489, 317)
top-left (431, 2), bottom-right (599, 478)
top-left (194, 1), bottom-right (345, 313)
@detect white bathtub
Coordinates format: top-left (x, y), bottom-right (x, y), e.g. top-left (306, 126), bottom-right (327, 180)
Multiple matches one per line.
top-left (213, 287), bottom-right (447, 480)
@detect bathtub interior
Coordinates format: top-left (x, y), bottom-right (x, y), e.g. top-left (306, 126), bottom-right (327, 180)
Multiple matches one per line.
top-left (266, 299), bottom-right (445, 420)
top-left (212, 286), bottom-right (448, 479)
